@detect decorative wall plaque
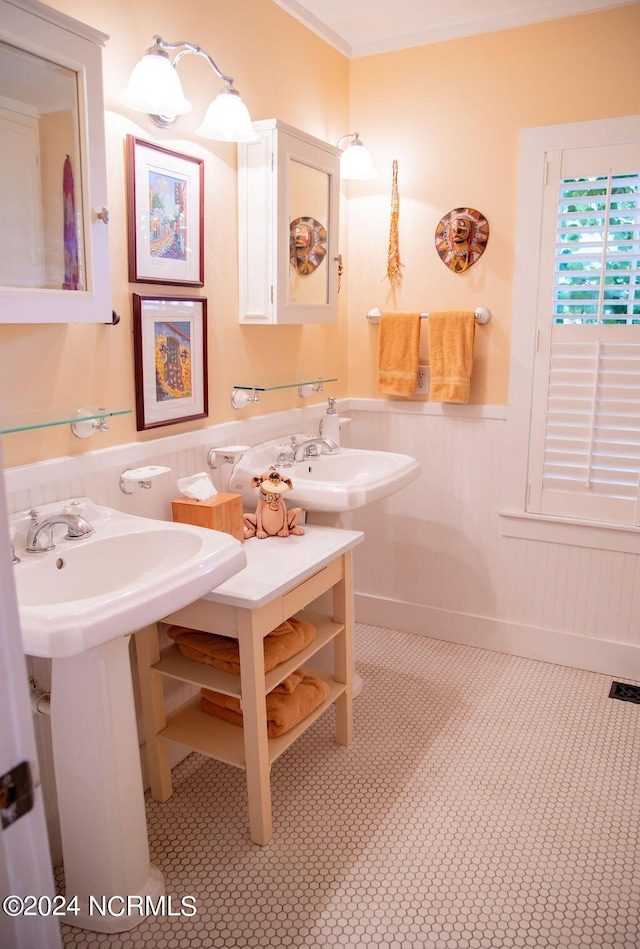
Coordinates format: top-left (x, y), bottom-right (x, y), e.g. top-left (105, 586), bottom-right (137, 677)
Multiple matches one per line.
top-left (289, 216), bottom-right (327, 275)
top-left (434, 207), bottom-right (489, 274)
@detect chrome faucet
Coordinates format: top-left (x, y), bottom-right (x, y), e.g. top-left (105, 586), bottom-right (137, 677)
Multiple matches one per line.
top-left (26, 509), bottom-right (95, 552)
top-left (292, 437), bottom-right (340, 463)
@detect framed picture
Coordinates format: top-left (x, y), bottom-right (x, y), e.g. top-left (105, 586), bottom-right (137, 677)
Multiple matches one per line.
top-left (132, 294), bottom-right (208, 431)
top-left (126, 136), bottom-right (204, 286)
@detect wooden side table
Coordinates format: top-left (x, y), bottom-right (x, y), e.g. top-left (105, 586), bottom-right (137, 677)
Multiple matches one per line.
top-left (134, 526), bottom-right (363, 844)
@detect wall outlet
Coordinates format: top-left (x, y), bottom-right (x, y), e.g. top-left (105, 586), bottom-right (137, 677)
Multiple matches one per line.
top-left (416, 364), bottom-right (430, 394)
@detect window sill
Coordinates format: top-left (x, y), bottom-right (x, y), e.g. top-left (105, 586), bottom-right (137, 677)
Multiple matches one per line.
top-left (499, 509), bottom-right (640, 554)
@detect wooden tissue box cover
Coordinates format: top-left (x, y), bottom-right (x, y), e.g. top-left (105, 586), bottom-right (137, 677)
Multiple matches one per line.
top-left (171, 493), bottom-right (244, 543)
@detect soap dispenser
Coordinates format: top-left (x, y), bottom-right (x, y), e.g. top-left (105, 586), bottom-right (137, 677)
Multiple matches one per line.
top-left (321, 396), bottom-right (340, 445)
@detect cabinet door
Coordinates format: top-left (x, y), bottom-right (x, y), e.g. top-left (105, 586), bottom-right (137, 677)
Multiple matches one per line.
top-left (0, 0), bottom-right (111, 323)
top-left (238, 121), bottom-right (340, 325)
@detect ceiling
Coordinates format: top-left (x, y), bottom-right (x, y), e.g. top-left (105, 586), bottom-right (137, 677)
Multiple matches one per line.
top-left (273, 0), bottom-right (636, 57)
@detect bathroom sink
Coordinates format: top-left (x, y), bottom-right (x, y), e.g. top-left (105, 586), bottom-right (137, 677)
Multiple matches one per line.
top-left (11, 498), bottom-right (247, 658)
top-left (230, 438), bottom-right (421, 512)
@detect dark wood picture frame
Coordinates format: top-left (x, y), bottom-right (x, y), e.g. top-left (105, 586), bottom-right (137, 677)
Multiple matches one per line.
top-left (132, 294), bottom-right (208, 431)
top-left (126, 136), bottom-right (204, 286)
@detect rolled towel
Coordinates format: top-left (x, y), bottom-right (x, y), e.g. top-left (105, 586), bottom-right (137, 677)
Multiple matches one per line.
top-left (166, 617), bottom-right (316, 674)
top-left (200, 672), bottom-right (329, 738)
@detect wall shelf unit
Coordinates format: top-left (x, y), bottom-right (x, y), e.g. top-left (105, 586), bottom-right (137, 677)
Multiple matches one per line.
top-left (0, 407), bottom-right (131, 436)
top-left (231, 376), bottom-right (337, 408)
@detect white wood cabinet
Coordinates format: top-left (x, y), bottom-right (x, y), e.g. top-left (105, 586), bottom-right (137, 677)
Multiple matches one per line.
top-left (0, 0), bottom-right (111, 323)
top-left (238, 119), bottom-right (340, 325)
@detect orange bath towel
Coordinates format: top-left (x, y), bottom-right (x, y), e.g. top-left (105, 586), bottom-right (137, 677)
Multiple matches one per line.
top-left (428, 311), bottom-right (476, 404)
top-left (377, 311), bottom-right (421, 396)
top-left (166, 617), bottom-right (316, 674)
top-left (199, 672), bottom-right (329, 738)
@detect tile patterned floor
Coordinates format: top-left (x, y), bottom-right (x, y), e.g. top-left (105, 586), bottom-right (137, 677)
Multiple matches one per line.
top-left (57, 624), bottom-right (640, 948)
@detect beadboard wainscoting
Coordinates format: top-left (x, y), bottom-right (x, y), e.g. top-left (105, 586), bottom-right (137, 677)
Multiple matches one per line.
top-left (346, 400), bottom-right (640, 682)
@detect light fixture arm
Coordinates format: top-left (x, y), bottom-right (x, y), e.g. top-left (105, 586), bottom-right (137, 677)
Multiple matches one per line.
top-left (337, 132), bottom-right (361, 151)
top-left (150, 35), bottom-right (236, 87)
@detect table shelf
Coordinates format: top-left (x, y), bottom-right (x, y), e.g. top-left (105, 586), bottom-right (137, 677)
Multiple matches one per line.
top-left (159, 669), bottom-right (344, 769)
top-left (154, 611), bottom-right (344, 699)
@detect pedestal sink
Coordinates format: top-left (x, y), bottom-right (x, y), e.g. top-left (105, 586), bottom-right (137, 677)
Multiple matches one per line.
top-left (229, 438), bottom-right (421, 694)
top-left (229, 437), bottom-right (421, 513)
top-left (11, 498), bottom-right (247, 933)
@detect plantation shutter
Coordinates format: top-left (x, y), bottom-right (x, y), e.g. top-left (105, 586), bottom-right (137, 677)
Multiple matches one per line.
top-left (527, 142), bottom-right (640, 526)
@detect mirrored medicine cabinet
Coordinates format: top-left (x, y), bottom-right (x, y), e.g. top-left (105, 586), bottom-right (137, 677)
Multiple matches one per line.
top-left (0, 0), bottom-right (111, 323)
top-left (238, 119), bottom-right (341, 325)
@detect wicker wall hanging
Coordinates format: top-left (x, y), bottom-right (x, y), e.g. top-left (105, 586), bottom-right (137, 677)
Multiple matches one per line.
top-left (434, 207), bottom-right (489, 274)
top-left (386, 159), bottom-right (404, 288)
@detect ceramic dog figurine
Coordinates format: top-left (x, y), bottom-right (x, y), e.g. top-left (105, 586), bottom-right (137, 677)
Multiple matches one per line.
top-left (243, 466), bottom-right (304, 539)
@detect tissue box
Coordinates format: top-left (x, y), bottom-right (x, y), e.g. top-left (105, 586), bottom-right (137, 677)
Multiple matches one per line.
top-left (171, 493), bottom-right (244, 543)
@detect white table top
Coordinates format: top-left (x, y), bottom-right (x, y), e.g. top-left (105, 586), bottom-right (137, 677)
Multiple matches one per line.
top-left (200, 525), bottom-right (363, 609)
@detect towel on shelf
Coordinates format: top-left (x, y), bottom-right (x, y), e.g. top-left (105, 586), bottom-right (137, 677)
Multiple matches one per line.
top-left (428, 311), bottom-right (476, 404)
top-left (166, 616), bottom-right (316, 674)
top-left (377, 311), bottom-right (421, 396)
top-left (199, 671), bottom-right (330, 738)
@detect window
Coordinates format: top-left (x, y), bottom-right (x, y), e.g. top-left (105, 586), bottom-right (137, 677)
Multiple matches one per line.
top-left (503, 115), bottom-right (640, 544)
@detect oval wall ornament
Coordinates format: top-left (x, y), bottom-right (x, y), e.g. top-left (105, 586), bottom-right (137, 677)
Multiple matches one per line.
top-left (434, 207), bottom-right (489, 274)
top-left (289, 216), bottom-right (328, 275)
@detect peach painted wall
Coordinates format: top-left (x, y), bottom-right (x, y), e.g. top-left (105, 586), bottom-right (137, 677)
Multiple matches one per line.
top-left (2, 2), bottom-right (639, 468)
top-left (0, 0), bottom-right (349, 467)
top-left (346, 3), bottom-right (640, 405)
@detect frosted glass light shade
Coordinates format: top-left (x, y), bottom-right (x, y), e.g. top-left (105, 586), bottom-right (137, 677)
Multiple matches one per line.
top-left (340, 140), bottom-right (377, 180)
top-left (196, 88), bottom-right (258, 142)
top-left (120, 54), bottom-right (191, 116)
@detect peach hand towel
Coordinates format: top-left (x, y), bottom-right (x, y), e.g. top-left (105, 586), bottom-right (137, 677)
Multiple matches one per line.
top-left (199, 672), bottom-right (329, 738)
top-left (428, 311), bottom-right (475, 404)
top-left (378, 311), bottom-right (421, 396)
top-left (166, 617), bottom-right (316, 674)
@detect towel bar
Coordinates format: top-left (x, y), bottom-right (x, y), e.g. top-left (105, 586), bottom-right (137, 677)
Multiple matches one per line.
top-left (366, 306), bottom-right (491, 325)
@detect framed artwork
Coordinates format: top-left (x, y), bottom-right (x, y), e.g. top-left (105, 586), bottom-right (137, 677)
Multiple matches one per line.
top-left (132, 294), bottom-right (208, 431)
top-left (126, 136), bottom-right (204, 286)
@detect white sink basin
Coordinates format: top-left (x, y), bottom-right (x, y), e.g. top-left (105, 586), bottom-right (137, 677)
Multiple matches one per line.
top-left (230, 437), bottom-right (421, 513)
top-left (11, 498), bottom-right (247, 658)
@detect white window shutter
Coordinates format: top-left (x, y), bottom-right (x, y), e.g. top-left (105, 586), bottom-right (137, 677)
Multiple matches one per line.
top-left (528, 143), bottom-right (640, 526)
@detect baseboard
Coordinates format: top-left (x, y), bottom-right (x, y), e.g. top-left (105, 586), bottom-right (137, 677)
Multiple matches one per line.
top-left (355, 594), bottom-right (640, 681)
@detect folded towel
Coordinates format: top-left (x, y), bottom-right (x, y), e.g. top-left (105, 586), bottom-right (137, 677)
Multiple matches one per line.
top-left (200, 672), bottom-right (329, 738)
top-left (378, 311), bottom-right (421, 396)
top-left (202, 669), bottom-right (304, 713)
top-left (166, 617), bottom-right (316, 674)
top-left (428, 311), bottom-right (476, 404)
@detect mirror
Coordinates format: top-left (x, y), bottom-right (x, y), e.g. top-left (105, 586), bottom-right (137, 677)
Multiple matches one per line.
top-left (288, 159), bottom-right (330, 306)
top-left (0, 39), bottom-right (85, 290)
top-left (0, 0), bottom-right (110, 324)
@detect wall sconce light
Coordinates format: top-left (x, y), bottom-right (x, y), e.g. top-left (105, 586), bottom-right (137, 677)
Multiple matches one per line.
top-left (337, 132), bottom-right (377, 180)
top-left (120, 36), bottom-right (258, 142)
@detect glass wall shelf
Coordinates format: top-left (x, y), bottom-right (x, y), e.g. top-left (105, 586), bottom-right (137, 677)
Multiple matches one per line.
top-left (230, 377), bottom-right (337, 409)
top-left (0, 407), bottom-right (132, 435)
top-left (232, 377), bottom-right (337, 392)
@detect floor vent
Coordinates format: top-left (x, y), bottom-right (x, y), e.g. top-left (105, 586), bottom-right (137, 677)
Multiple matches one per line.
top-left (609, 681), bottom-right (640, 704)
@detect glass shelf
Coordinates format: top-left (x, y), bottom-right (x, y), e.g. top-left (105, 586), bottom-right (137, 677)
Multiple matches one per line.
top-left (0, 407), bottom-right (132, 435)
top-left (232, 376), bottom-right (337, 392)
top-left (230, 377), bottom-right (337, 409)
